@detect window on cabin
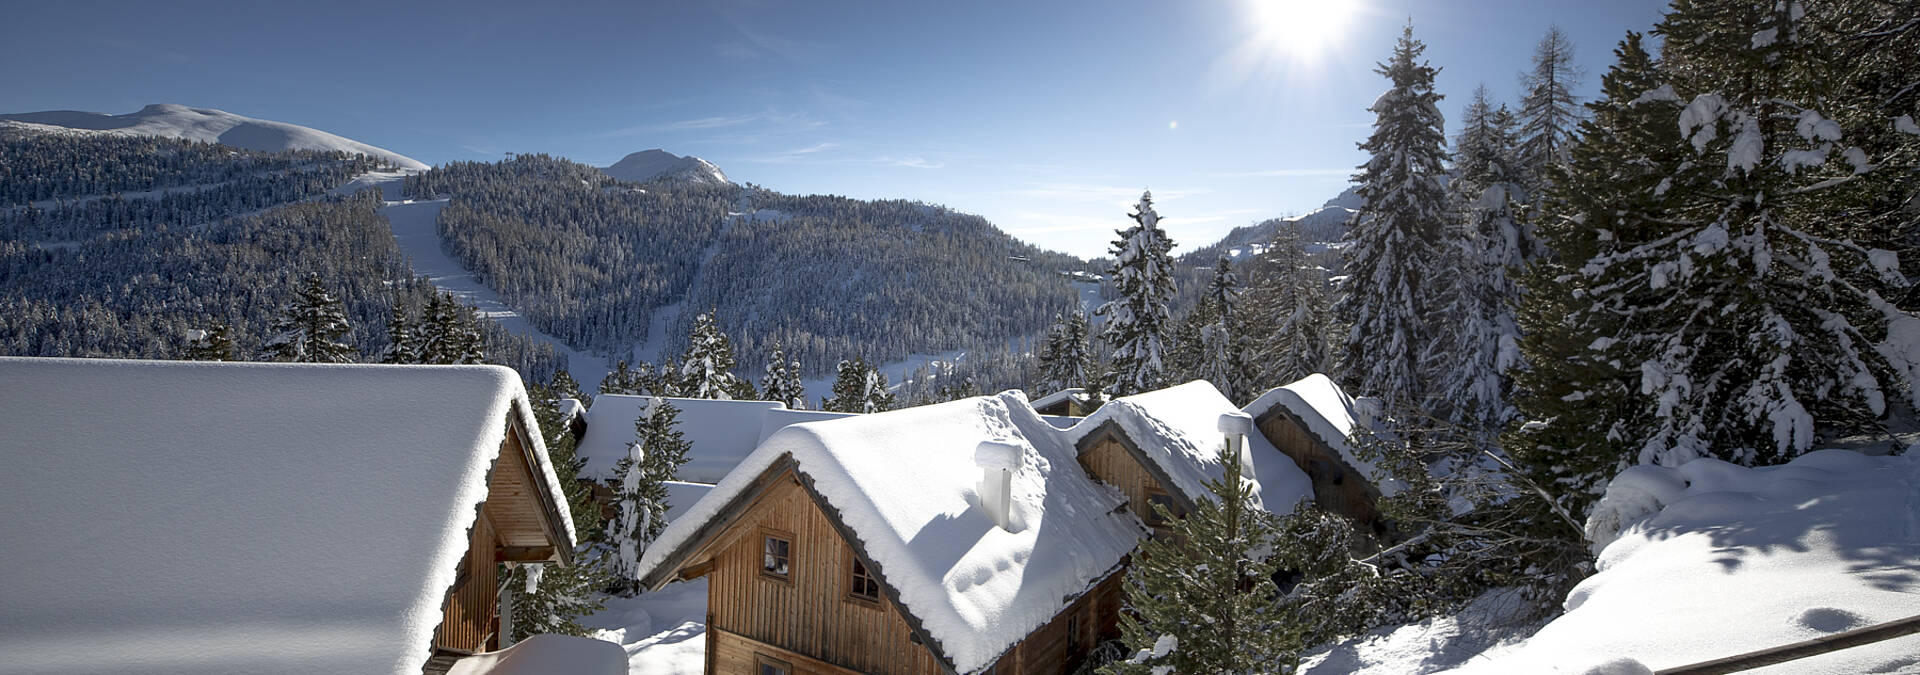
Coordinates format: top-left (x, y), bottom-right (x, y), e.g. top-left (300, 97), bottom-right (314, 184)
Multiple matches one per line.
top-left (1144, 489), bottom-right (1180, 526)
top-left (1067, 609), bottom-right (1083, 653)
top-left (756, 654), bottom-right (791, 675)
top-left (849, 557), bottom-right (881, 602)
top-left (762, 535), bottom-right (791, 580)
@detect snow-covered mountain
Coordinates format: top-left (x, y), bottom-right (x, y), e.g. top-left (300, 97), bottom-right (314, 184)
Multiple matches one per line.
top-left (0, 104), bottom-right (427, 170)
top-left (1181, 185), bottom-right (1363, 263)
top-left (601, 149), bottom-right (729, 185)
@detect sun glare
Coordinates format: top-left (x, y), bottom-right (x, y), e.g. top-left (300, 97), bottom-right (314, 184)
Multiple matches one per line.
top-left (1248, 0), bottom-right (1357, 59)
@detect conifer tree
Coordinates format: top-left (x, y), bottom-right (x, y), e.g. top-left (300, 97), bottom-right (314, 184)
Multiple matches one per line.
top-left (824, 357), bottom-right (894, 413)
top-left (1516, 25), bottom-right (1586, 186)
top-left (378, 303), bottom-right (419, 364)
top-left (262, 273), bottom-right (357, 363)
top-left (1107, 436), bottom-right (1288, 673)
top-left (1196, 255), bottom-right (1250, 402)
top-left (609, 397), bottom-right (690, 593)
top-left (1429, 86), bottom-right (1531, 436)
top-left (599, 360), bottom-right (644, 396)
top-left (679, 310), bottom-right (742, 399)
top-left (1247, 222), bottom-right (1334, 388)
top-left (550, 368), bottom-right (584, 402)
top-left (183, 320), bottom-right (238, 361)
top-left (1036, 309), bottom-right (1096, 394)
top-left (1336, 23), bottom-right (1450, 413)
top-left (1097, 191), bottom-right (1178, 396)
top-left (505, 381), bottom-right (608, 638)
top-left (761, 341), bottom-right (808, 409)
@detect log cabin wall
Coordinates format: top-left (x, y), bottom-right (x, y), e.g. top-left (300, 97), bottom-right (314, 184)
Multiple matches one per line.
top-left (433, 510), bottom-right (499, 655)
top-left (704, 472), bottom-right (946, 674)
top-left (1076, 430), bottom-right (1176, 528)
top-left (1255, 410), bottom-right (1381, 528)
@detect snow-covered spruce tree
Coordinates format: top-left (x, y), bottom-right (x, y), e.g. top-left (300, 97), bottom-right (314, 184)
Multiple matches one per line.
top-left (262, 273), bottom-right (357, 363)
top-left (1427, 87), bottom-right (1533, 437)
top-left (1037, 308), bottom-right (1097, 394)
top-left (1516, 25), bottom-right (1586, 188)
top-left (1336, 23), bottom-right (1450, 413)
top-left (1508, 32), bottom-right (1677, 515)
top-left (1106, 442), bottom-right (1289, 673)
top-left (183, 320), bottom-right (238, 361)
top-left (823, 357), bottom-right (895, 413)
top-left (1246, 222), bottom-right (1334, 389)
top-left (1097, 191), bottom-right (1178, 397)
top-left (1196, 255), bottom-right (1251, 403)
top-left (1516, 3), bottom-right (1918, 513)
top-left (679, 310), bottom-right (742, 400)
top-left (412, 292), bottom-right (484, 365)
top-left (760, 340), bottom-right (808, 409)
top-left (599, 360), bottom-right (644, 395)
top-left (377, 303), bottom-right (419, 364)
top-left (1823, 0), bottom-right (1920, 308)
top-left (609, 397), bottom-right (690, 593)
top-left (550, 368), bottom-right (584, 403)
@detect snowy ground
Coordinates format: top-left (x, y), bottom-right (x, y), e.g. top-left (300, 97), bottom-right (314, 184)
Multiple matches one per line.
top-left (1299, 588), bottom-right (1551, 674)
top-left (581, 580), bottom-right (709, 675)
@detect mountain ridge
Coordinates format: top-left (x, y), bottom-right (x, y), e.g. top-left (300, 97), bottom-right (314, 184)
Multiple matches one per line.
top-left (0, 103), bottom-right (428, 171)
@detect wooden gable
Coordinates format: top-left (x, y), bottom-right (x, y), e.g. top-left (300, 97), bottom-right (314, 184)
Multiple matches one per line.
top-left (1253, 406), bottom-right (1383, 530)
top-left (429, 408), bottom-right (576, 668)
top-left (1073, 420), bottom-right (1193, 529)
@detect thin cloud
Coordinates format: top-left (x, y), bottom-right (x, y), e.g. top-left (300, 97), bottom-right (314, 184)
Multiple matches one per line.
top-left (596, 111), bottom-right (825, 139)
top-left (1205, 168), bottom-right (1354, 178)
top-left (888, 156), bottom-right (945, 169)
top-left (743, 142), bottom-right (840, 163)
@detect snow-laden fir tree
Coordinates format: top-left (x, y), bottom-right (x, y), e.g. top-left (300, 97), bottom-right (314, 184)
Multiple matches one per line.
top-left (823, 357), bottom-right (895, 413)
top-left (1036, 309), bottom-right (1097, 394)
top-left (1246, 222), bottom-right (1334, 388)
top-left (262, 273), bottom-right (357, 363)
top-left (1336, 23), bottom-right (1450, 413)
top-left (1516, 25), bottom-right (1585, 186)
top-left (1195, 255), bottom-right (1250, 403)
top-left (599, 360), bottom-right (645, 395)
top-left (679, 311), bottom-right (742, 400)
top-left (1514, 3), bottom-right (1918, 514)
top-left (414, 292), bottom-right (486, 365)
top-left (183, 320), bottom-right (237, 361)
top-left (378, 303), bottom-right (419, 364)
top-left (550, 368), bottom-right (584, 403)
top-left (1097, 191), bottom-right (1177, 397)
top-left (760, 340), bottom-right (808, 409)
top-left (1427, 87), bottom-right (1532, 436)
top-left (609, 397), bottom-right (689, 593)
top-left (1105, 435), bottom-right (1289, 673)
top-left (505, 376), bottom-right (608, 638)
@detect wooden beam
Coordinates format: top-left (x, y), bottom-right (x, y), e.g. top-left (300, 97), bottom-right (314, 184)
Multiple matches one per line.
top-left (495, 546), bottom-right (557, 562)
top-left (1656, 614), bottom-right (1920, 675)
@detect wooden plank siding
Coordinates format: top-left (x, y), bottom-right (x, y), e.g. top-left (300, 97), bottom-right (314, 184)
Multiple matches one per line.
top-left (1076, 429), bottom-right (1178, 529)
top-left (434, 509), bottom-right (499, 654)
top-left (982, 568), bottom-right (1126, 675)
top-left (1254, 408), bottom-right (1382, 530)
top-left (702, 472), bottom-right (947, 674)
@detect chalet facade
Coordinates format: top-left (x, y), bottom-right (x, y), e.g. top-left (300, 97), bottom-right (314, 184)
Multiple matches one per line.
top-left (0, 358), bottom-right (577, 675)
top-left (637, 378), bottom-right (1364, 674)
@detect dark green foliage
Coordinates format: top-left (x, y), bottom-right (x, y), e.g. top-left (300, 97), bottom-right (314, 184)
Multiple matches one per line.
top-left (823, 357), bottom-right (894, 413)
top-left (1242, 222), bottom-right (1335, 389)
top-left (182, 320), bottom-right (238, 361)
top-left (262, 273), bottom-right (357, 363)
top-left (1107, 441), bottom-right (1289, 673)
top-left (1036, 309), bottom-right (1097, 394)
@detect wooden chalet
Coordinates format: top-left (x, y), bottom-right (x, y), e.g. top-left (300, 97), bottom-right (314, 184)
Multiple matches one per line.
top-left (0, 358), bottom-right (578, 675)
top-left (1242, 374), bottom-right (1389, 531)
top-left (635, 379), bottom-right (1350, 675)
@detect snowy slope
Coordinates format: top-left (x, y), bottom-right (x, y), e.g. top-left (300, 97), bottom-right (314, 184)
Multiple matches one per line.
top-left (0, 104), bottom-right (427, 170)
top-left (601, 149), bottom-right (728, 185)
top-left (1448, 450), bottom-right (1920, 674)
top-left (1184, 186), bottom-right (1362, 262)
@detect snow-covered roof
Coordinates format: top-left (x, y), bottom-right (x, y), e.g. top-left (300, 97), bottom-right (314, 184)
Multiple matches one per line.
top-left (1243, 374), bottom-right (1399, 496)
top-left (638, 392), bottom-right (1147, 673)
top-left (0, 357), bottom-right (574, 675)
top-left (755, 407), bottom-right (856, 445)
top-left (1069, 380), bottom-right (1315, 516)
top-left (1451, 450), bottom-right (1920, 673)
top-left (578, 395), bottom-right (787, 483)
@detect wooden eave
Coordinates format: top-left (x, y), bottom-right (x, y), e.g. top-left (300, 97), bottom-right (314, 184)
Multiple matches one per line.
top-left (494, 402), bottom-right (575, 565)
top-left (1250, 404), bottom-right (1384, 504)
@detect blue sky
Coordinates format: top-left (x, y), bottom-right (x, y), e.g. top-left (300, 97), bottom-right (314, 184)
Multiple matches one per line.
top-left (2, 0), bottom-right (1668, 259)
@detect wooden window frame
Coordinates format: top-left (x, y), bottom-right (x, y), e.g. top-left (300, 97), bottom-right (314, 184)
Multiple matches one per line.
top-left (759, 528), bottom-right (795, 583)
top-left (1143, 487), bottom-right (1181, 527)
top-left (755, 653), bottom-right (792, 675)
top-left (846, 555), bottom-right (882, 607)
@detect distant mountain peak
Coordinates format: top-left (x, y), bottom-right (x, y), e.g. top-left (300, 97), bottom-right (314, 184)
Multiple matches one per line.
top-left (0, 103), bottom-right (427, 170)
top-left (601, 149), bottom-right (729, 185)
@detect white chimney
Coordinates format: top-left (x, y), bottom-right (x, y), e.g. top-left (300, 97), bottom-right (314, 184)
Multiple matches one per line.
top-left (1219, 411), bottom-right (1254, 475)
top-left (974, 439), bottom-right (1022, 531)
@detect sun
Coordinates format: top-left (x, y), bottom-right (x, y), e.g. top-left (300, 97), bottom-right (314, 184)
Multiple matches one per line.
top-left (1247, 0), bottom-right (1359, 60)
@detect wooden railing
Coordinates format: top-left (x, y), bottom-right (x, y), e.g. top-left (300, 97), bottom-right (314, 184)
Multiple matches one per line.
top-left (1656, 614), bottom-right (1920, 674)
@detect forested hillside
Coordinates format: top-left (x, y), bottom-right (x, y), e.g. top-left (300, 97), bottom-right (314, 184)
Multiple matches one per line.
top-left (407, 154), bottom-right (1085, 377)
top-left (0, 129), bottom-right (562, 377)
